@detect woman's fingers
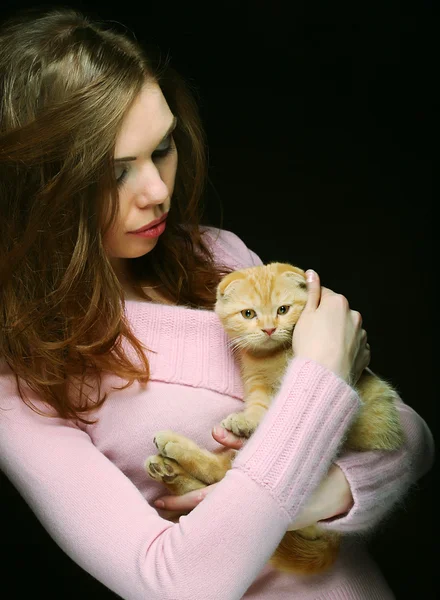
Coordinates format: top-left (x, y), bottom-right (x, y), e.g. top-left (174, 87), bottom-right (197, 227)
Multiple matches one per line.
top-left (212, 426), bottom-right (245, 449)
top-left (351, 329), bottom-right (371, 384)
top-left (154, 483), bottom-right (217, 511)
top-left (303, 270), bottom-right (322, 312)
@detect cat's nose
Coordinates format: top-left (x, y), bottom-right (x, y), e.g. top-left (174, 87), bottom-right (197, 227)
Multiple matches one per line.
top-left (262, 328), bottom-right (276, 336)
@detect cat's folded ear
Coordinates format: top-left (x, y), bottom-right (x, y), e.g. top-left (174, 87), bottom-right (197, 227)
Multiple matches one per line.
top-left (217, 270), bottom-right (247, 299)
top-left (272, 263), bottom-right (305, 277)
top-left (273, 263), bottom-right (306, 287)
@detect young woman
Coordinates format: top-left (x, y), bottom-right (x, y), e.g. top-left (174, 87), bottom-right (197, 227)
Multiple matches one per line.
top-left (0, 8), bottom-right (434, 599)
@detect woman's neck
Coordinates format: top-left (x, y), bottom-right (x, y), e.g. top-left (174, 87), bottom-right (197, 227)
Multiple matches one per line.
top-left (123, 282), bottom-right (175, 305)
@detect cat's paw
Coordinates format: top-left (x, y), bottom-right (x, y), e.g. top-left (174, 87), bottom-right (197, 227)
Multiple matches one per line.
top-left (221, 412), bottom-right (258, 438)
top-left (144, 454), bottom-right (187, 484)
top-left (146, 438), bottom-right (209, 495)
top-left (144, 455), bottom-right (206, 496)
top-left (153, 430), bottom-right (202, 458)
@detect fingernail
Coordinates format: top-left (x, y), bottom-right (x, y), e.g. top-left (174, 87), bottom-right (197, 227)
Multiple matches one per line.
top-left (213, 426), bottom-right (227, 439)
top-left (154, 500), bottom-right (165, 508)
top-left (306, 269), bottom-right (316, 282)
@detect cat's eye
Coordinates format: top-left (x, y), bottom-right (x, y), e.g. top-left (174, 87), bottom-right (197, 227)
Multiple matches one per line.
top-left (241, 309), bottom-right (256, 319)
top-left (277, 305), bottom-right (290, 315)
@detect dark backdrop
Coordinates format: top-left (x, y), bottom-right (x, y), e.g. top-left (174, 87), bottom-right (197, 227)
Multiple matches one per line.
top-left (0, 2), bottom-right (434, 599)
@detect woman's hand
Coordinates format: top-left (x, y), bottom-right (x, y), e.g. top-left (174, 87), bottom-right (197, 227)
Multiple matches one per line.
top-left (285, 464), bottom-right (353, 530)
top-left (154, 426), bottom-right (353, 530)
top-left (293, 270), bottom-right (370, 385)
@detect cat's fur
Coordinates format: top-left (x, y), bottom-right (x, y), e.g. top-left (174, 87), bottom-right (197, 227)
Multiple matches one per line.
top-left (145, 263), bottom-right (404, 575)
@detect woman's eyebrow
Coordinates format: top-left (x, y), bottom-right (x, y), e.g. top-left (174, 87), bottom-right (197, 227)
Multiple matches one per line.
top-left (114, 116), bottom-right (178, 163)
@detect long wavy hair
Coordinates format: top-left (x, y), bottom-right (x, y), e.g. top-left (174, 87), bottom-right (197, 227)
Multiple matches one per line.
top-left (0, 8), bottom-right (231, 425)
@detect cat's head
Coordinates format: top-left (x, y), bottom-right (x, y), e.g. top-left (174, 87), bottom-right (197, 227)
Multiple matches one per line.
top-left (214, 263), bottom-right (307, 353)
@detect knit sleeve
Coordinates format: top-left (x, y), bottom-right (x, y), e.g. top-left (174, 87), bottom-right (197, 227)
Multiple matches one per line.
top-left (317, 395), bottom-right (435, 534)
top-left (0, 358), bottom-right (360, 600)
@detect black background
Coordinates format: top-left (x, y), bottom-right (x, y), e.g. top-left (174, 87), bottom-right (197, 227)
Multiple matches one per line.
top-left (0, 1), bottom-right (434, 598)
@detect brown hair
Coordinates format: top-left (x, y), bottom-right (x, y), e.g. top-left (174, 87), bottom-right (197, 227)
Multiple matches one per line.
top-left (0, 8), bottom-right (230, 425)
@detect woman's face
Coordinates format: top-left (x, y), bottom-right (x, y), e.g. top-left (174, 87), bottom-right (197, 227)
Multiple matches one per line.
top-left (103, 83), bottom-right (178, 280)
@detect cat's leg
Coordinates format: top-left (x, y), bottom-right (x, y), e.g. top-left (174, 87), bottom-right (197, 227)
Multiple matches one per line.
top-left (221, 387), bottom-right (270, 438)
top-left (152, 430), bottom-right (234, 485)
top-left (270, 529), bottom-right (341, 575)
top-left (346, 372), bottom-right (405, 451)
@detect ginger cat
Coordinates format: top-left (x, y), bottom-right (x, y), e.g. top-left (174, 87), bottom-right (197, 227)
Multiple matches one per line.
top-left (145, 263), bottom-right (404, 575)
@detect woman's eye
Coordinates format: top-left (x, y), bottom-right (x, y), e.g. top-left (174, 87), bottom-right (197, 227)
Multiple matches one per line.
top-left (115, 166), bottom-right (129, 187)
top-left (241, 309), bottom-right (256, 319)
top-left (152, 134), bottom-right (174, 160)
top-left (277, 305), bottom-right (290, 315)
top-left (115, 135), bottom-right (175, 188)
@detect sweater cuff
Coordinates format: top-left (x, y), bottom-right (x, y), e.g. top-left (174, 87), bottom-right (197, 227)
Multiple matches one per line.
top-left (232, 357), bottom-right (361, 521)
top-left (318, 400), bottom-right (435, 534)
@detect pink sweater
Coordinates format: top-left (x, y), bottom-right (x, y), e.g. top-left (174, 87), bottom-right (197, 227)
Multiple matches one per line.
top-left (0, 228), bottom-right (434, 600)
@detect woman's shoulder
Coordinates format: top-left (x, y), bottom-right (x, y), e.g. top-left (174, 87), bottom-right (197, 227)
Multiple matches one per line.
top-left (200, 226), bottom-right (263, 269)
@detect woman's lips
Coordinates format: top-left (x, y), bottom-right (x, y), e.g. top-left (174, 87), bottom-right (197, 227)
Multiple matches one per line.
top-left (129, 211), bottom-right (168, 233)
top-left (128, 219), bottom-right (167, 238)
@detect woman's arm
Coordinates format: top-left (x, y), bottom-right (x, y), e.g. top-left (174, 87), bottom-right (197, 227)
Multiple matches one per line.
top-left (158, 394), bottom-right (434, 537)
top-left (0, 356), bottom-right (361, 600)
top-left (155, 446), bottom-right (355, 531)
top-left (0, 250), bottom-right (369, 599)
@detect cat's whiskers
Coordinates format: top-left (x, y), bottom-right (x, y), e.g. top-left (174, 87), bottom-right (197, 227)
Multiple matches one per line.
top-left (229, 342), bottom-right (243, 357)
top-left (227, 334), bottom-right (243, 347)
top-left (226, 335), bottom-right (250, 355)
top-left (231, 335), bottom-right (262, 353)
top-left (277, 329), bottom-right (294, 343)
top-left (236, 338), bottom-right (253, 352)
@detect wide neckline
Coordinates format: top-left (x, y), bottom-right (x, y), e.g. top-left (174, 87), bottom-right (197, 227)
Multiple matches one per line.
top-left (124, 297), bottom-right (215, 317)
top-left (120, 297), bottom-right (244, 400)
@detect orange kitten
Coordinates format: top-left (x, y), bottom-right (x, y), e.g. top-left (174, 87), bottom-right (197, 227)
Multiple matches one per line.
top-left (145, 263), bottom-right (404, 575)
